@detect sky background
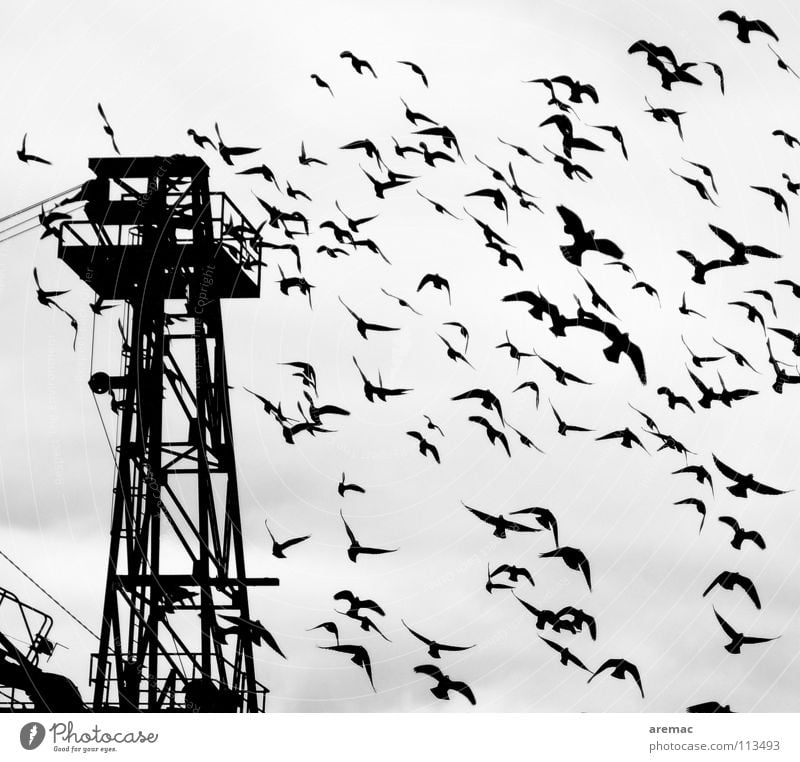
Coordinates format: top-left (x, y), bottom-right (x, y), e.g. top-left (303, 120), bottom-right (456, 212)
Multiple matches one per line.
top-left (1, 0), bottom-right (800, 712)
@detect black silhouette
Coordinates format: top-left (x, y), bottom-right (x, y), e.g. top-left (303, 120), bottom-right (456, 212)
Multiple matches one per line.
top-left (340, 51), bottom-right (377, 77)
top-left (713, 609), bottom-right (778, 654)
top-left (588, 659), bottom-right (644, 698)
top-left (407, 431), bottom-right (441, 463)
top-left (299, 141), bottom-right (327, 166)
top-left (644, 97), bottom-right (685, 139)
top-left (416, 190), bottom-right (459, 218)
top-left (703, 571), bottom-right (761, 609)
top-left (398, 60), bottom-right (428, 86)
top-left (718, 10), bottom-right (779, 42)
top-left (310, 74), bottom-right (334, 96)
top-left (556, 206), bottom-right (625, 266)
top-left (338, 473), bottom-right (365, 497)
top-left (341, 510), bottom-right (397, 562)
top-left (539, 636), bottom-right (591, 672)
top-left (353, 356), bottom-right (412, 402)
top-left (97, 103), bottom-right (120, 154)
top-left (264, 519), bottom-right (310, 558)
top-left (214, 122), bottom-right (259, 165)
top-left (339, 297), bottom-right (398, 339)
top-left (463, 501), bottom-right (537, 538)
top-left (674, 497), bottom-right (707, 533)
top-left (403, 622), bottom-right (475, 658)
top-left (468, 416), bottom-right (511, 456)
top-left (672, 464), bottom-right (714, 493)
top-left (320, 643), bottom-right (375, 690)
top-left (17, 133), bottom-right (51, 164)
top-left (417, 273), bottom-right (451, 304)
top-left (551, 403), bottom-right (593, 437)
top-left (414, 665), bottom-right (476, 705)
top-left (511, 506), bottom-right (559, 546)
top-left (540, 547), bottom-right (592, 591)
top-left (718, 516), bottom-right (766, 550)
top-left (712, 455), bottom-right (788, 498)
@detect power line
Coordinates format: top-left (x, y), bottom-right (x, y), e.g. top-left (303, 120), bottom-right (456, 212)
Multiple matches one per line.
top-left (0, 546), bottom-right (100, 640)
top-left (0, 183), bottom-right (86, 226)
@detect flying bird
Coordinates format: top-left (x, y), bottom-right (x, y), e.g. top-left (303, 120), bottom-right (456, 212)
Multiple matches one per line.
top-left (17, 134), bottom-right (51, 165)
top-left (414, 665), bottom-right (476, 705)
top-left (264, 519), bottom-right (310, 559)
top-left (340, 50), bottom-right (377, 77)
top-left (402, 622), bottom-right (475, 659)
top-left (462, 502), bottom-right (538, 539)
top-left (588, 659), bottom-right (644, 698)
top-left (703, 571), bottom-right (761, 609)
top-left (398, 60), bottom-right (428, 86)
top-left (712, 455), bottom-right (789, 498)
top-left (341, 510), bottom-right (397, 563)
top-left (717, 516), bottom-right (766, 550)
top-left (97, 103), bottom-right (120, 154)
top-left (718, 10), bottom-right (779, 43)
top-left (539, 546), bottom-right (592, 590)
top-left (713, 609), bottom-right (778, 654)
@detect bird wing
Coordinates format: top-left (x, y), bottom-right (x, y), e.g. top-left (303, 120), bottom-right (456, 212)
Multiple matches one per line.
top-left (593, 237), bottom-right (625, 259)
top-left (712, 454), bottom-right (744, 484)
top-left (556, 205), bottom-right (584, 237)
top-left (464, 504), bottom-right (498, 526)
top-left (402, 620), bottom-right (432, 646)
top-left (714, 608), bottom-right (738, 639)
top-left (340, 511), bottom-right (357, 544)
top-left (414, 663), bottom-right (445, 680)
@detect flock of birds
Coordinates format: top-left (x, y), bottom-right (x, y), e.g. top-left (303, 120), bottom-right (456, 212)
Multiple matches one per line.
top-left (17, 8), bottom-right (800, 711)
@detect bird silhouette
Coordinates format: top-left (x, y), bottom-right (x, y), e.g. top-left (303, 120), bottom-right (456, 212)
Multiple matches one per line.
top-left (310, 74), bottom-right (334, 96)
top-left (340, 50), bottom-right (377, 77)
top-left (712, 455), bottom-right (788, 498)
top-left (674, 497), bottom-right (707, 533)
top-left (510, 506), bottom-right (559, 546)
top-left (550, 403), bottom-right (592, 437)
top-left (717, 516), bottom-right (766, 551)
top-left (540, 547), bottom-right (592, 590)
top-left (402, 622), bottom-right (475, 659)
top-left (556, 206), bottom-right (625, 266)
top-left (320, 643), bottom-right (376, 690)
top-left (588, 659), bottom-right (644, 698)
top-left (713, 608), bottom-right (778, 654)
top-left (17, 133), bottom-right (51, 164)
top-left (214, 122), bottom-right (259, 165)
top-left (718, 10), bottom-right (778, 42)
top-left (340, 510), bottom-right (397, 563)
top-left (462, 502), bottom-right (537, 538)
top-left (414, 664), bottom-right (476, 705)
top-left (703, 571), bottom-right (761, 609)
top-left (264, 519), bottom-right (310, 559)
top-left (97, 103), bottom-right (120, 154)
top-left (398, 60), bottom-right (428, 86)
top-left (539, 636), bottom-right (591, 672)
top-left (644, 97), bottom-right (685, 139)
top-left (339, 297), bottom-right (399, 339)
top-left (407, 431), bottom-right (441, 463)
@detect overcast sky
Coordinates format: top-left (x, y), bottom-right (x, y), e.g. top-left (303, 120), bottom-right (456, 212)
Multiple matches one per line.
top-left (2, 0), bottom-right (800, 712)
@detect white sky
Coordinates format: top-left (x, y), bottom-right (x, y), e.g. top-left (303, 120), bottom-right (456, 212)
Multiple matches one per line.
top-left (1, 0), bottom-right (800, 711)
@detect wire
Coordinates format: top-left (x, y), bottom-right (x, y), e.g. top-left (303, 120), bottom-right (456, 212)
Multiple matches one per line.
top-left (0, 547), bottom-right (99, 641)
top-left (0, 223), bottom-right (41, 246)
top-left (0, 183), bottom-right (86, 226)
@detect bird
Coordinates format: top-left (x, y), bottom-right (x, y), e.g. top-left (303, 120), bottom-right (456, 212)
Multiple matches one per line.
top-left (340, 50), bottom-right (377, 77)
top-left (416, 190), bottom-right (460, 218)
top-left (498, 137), bottom-right (542, 163)
top-left (682, 335), bottom-right (723, 368)
top-left (307, 621), bottom-right (340, 645)
top-left (674, 498), bottom-right (707, 533)
top-left (462, 502), bottom-right (538, 539)
top-left (556, 206), bottom-right (625, 266)
top-left (438, 334), bottom-right (474, 368)
top-left (352, 356), bottom-right (412, 402)
top-left (414, 665), bottom-right (476, 705)
top-left (97, 103), bottom-right (120, 154)
top-left (578, 272), bottom-right (617, 318)
top-left (540, 547), bottom-right (592, 591)
top-left (299, 141), bottom-right (327, 166)
top-left (17, 134), bottom-right (51, 165)
top-left (550, 74), bottom-right (599, 103)
top-left (773, 129), bottom-right (799, 149)
top-left (398, 60), bottom-right (428, 86)
top-left (712, 455), bottom-right (788, 499)
top-left (687, 701), bottom-right (733, 713)
top-left (544, 146), bottom-right (593, 181)
top-left (589, 124), bottom-right (628, 159)
top-left (414, 125), bottom-right (463, 159)
top-left (333, 590), bottom-right (386, 617)
top-left (657, 385), bottom-right (694, 412)
top-left (644, 97), bottom-right (685, 139)
top-left (550, 403), bottom-right (593, 437)
top-left (361, 166), bottom-right (409, 199)
top-left (679, 292), bottom-right (705, 319)
top-left (555, 607), bottom-right (597, 640)
top-left (423, 415), bottom-right (444, 437)
top-left (238, 164), bottom-right (280, 189)
top-left (632, 280), bottom-right (661, 306)
top-left (335, 200), bottom-right (378, 233)
top-left (539, 636), bottom-right (591, 672)
top-left (381, 288), bottom-right (422, 315)
top-left (683, 159), bottom-right (718, 194)
top-left (400, 98), bottom-right (436, 126)
top-left (187, 128), bottom-right (214, 149)
top-left (419, 141), bottom-right (455, 166)
top-left (319, 643), bottom-right (375, 690)
top-left (406, 431), bottom-right (440, 464)
top-left (718, 10), bottom-right (779, 43)
top-left (443, 321), bottom-right (470, 352)
top-left (486, 563), bottom-right (514, 593)
top-left (588, 659), bottom-right (644, 698)
top-left (596, 428), bottom-right (647, 451)
top-left (216, 616), bottom-right (285, 657)
top-left (338, 473), bottom-right (366, 497)
top-left (535, 352), bottom-right (591, 387)
top-left (465, 187), bottom-right (508, 221)
top-left (705, 61), bottom-right (726, 93)
top-left (286, 182), bottom-right (311, 202)
top-left (402, 622), bottom-right (474, 659)
top-left (33, 268), bottom-right (68, 308)
top-left (670, 169), bottom-right (717, 205)
top-left (417, 273), bottom-right (451, 304)
top-left (713, 609), bottom-right (778, 654)
top-left (310, 74), bottom-right (334, 96)
top-left (703, 571), bottom-right (761, 609)
top-left (513, 380), bottom-right (540, 408)
top-left (496, 330), bottom-right (534, 372)
top-left (491, 564), bottom-right (535, 587)
top-left (768, 45), bottom-right (799, 78)
top-left (338, 297), bottom-right (399, 339)
top-left (510, 506), bottom-right (559, 546)
top-left (727, 301), bottom-right (766, 331)
top-left (675, 249), bottom-right (734, 285)
top-left (751, 185), bottom-right (789, 223)
top-left (745, 289), bottom-right (777, 318)
top-left (214, 122), bottom-right (259, 165)
top-left (540, 114), bottom-right (604, 157)
top-left (393, 137), bottom-right (422, 158)
top-left (467, 416), bottom-right (511, 456)
top-left (451, 388), bottom-right (504, 422)
top-left (341, 510), bottom-right (397, 563)
top-left (672, 464), bottom-right (714, 493)
top-left (264, 519), bottom-right (310, 559)
top-left (717, 516), bottom-right (766, 551)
